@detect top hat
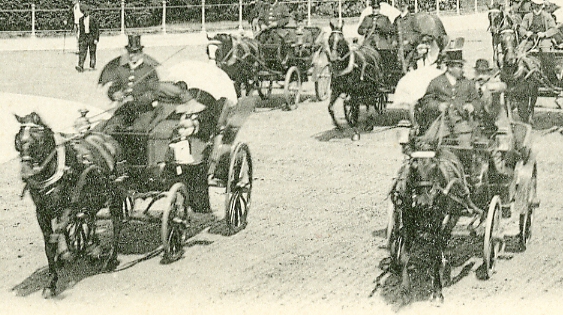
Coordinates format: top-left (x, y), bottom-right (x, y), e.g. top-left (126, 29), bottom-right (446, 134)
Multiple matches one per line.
top-left (443, 37), bottom-right (465, 65)
top-left (531, 0), bottom-right (544, 5)
top-left (126, 34), bottom-right (144, 53)
top-left (372, 2), bottom-right (381, 9)
top-left (474, 58), bottom-right (493, 73)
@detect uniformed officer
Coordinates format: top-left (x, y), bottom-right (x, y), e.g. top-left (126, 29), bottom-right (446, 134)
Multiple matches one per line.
top-left (102, 35), bottom-right (160, 132)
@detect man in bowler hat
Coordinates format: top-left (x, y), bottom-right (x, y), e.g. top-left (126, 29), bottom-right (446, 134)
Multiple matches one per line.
top-left (75, 4), bottom-right (99, 72)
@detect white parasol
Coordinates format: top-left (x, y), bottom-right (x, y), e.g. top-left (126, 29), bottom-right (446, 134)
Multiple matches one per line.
top-left (159, 60), bottom-right (238, 104)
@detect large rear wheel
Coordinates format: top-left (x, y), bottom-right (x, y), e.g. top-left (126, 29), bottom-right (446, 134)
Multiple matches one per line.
top-left (519, 164), bottom-right (537, 250)
top-left (161, 183), bottom-right (190, 263)
top-left (484, 195), bottom-right (503, 279)
top-left (225, 143), bottom-right (253, 235)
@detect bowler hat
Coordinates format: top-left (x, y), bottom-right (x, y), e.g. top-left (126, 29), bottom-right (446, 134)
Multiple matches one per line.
top-left (474, 58), bottom-right (493, 73)
top-left (126, 34), bottom-right (144, 53)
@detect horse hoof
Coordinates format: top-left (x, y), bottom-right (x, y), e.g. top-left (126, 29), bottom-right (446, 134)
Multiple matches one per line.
top-left (58, 250), bottom-right (74, 263)
top-left (101, 257), bottom-right (119, 272)
top-left (42, 287), bottom-right (56, 299)
top-left (351, 133), bottom-right (360, 141)
top-left (429, 292), bottom-right (444, 304)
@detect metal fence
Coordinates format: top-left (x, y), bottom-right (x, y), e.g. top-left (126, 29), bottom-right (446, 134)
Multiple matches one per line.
top-left (0, 0), bottom-right (497, 36)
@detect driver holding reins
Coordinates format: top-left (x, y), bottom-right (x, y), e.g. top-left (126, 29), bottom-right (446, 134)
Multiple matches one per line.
top-left (520, 0), bottom-right (558, 51)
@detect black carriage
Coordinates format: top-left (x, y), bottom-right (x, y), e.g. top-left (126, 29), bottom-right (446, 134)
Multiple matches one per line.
top-left (66, 96), bottom-right (254, 262)
top-left (387, 91), bottom-right (538, 287)
top-left (255, 26), bottom-right (331, 109)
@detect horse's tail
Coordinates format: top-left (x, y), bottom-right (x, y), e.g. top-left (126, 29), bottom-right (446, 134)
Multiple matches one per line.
top-left (75, 132), bottom-right (122, 174)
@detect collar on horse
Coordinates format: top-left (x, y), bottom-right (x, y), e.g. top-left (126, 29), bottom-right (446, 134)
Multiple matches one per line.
top-left (22, 133), bottom-right (66, 194)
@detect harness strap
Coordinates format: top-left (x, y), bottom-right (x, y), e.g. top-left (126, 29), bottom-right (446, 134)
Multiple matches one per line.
top-left (26, 133), bottom-right (66, 192)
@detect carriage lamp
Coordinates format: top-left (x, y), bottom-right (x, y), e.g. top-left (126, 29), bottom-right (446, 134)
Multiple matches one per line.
top-left (73, 109), bottom-right (91, 134)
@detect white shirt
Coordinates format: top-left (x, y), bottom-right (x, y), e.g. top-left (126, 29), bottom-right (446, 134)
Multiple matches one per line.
top-left (84, 15), bottom-right (90, 34)
top-left (73, 3), bottom-right (83, 24)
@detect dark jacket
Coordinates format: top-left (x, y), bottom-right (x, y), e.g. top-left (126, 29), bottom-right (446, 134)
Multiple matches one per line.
top-left (259, 1), bottom-right (291, 28)
top-left (78, 14), bottom-right (99, 41)
top-left (418, 73), bottom-right (481, 133)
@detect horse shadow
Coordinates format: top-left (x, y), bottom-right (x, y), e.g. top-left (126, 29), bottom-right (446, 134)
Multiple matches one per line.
top-left (11, 213), bottom-right (217, 298)
top-left (528, 107), bottom-right (563, 131)
top-left (314, 108), bottom-right (410, 142)
top-left (369, 227), bottom-right (501, 308)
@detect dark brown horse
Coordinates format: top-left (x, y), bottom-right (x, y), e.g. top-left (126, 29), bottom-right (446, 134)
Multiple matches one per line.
top-left (388, 148), bottom-right (467, 303)
top-left (327, 21), bottom-right (385, 131)
top-left (207, 33), bottom-right (260, 98)
top-left (14, 112), bottom-right (123, 298)
top-left (488, 5), bottom-right (521, 67)
top-left (498, 30), bottom-right (539, 124)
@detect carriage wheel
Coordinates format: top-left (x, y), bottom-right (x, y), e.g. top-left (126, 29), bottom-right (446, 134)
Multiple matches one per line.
top-left (376, 93), bottom-right (388, 114)
top-left (344, 98), bottom-right (360, 128)
top-left (225, 143), bottom-right (253, 235)
top-left (65, 212), bottom-right (93, 255)
top-left (284, 66), bottom-right (302, 110)
top-left (315, 65), bottom-right (331, 101)
top-left (258, 79), bottom-right (273, 100)
top-left (121, 196), bottom-right (133, 223)
top-left (386, 199), bottom-right (402, 268)
top-left (483, 195), bottom-right (503, 279)
top-left (519, 165), bottom-right (537, 250)
top-left (161, 182), bottom-right (190, 262)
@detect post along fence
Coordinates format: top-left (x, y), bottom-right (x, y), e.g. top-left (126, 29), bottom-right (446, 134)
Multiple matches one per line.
top-left (0, 0), bottom-right (496, 37)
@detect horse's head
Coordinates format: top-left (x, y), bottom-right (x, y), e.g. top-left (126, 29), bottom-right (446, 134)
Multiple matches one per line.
top-left (488, 7), bottom-right (506, 34)
top-left (327, 21), bottom-right (349, 67)
top-left (206, 33), bottom-right (235, 67)
top-left (499, 29), bottom-right (518, 67)
top-left (14, 112), bottom-right (56, 180)
top-left (405, 151), bottom-right (445, 209)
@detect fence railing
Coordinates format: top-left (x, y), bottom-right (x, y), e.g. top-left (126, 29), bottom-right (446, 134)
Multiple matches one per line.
top-left (0, 0), bottom-right (497, 37)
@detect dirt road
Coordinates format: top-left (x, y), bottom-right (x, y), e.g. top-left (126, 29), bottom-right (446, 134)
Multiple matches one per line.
top-left (1, 28), bottom-right (563, 315)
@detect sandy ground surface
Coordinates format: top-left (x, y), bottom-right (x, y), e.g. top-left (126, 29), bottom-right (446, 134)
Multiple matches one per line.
top-left (1, 19), bottom-right (563, 315)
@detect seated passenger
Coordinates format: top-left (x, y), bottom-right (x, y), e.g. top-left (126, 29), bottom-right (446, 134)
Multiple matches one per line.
top-left (520, 0), bottom-right (558, 51)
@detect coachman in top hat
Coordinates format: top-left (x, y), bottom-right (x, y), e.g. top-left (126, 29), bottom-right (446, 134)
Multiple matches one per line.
top-left (97, 34), bottom-right (161, 132)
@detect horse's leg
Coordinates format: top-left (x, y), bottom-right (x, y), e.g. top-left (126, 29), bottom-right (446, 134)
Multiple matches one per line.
top-left (102, 191), bottom-right (121, 271)
top-left (328, 90), bottom-right (341, 129)
top-left (430, 214), bottom-right (459, 303)
top-left (399, 236), bottom-right (412, 304)
top-left (36, 206), bottom-right (58, 298)
top-left (528, 84), bottom-right (538, 125)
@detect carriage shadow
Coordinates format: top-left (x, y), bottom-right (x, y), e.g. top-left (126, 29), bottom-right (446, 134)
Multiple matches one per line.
top-left (370, 228), bottom-right (495, 308)
top-left (11, 214), bottom-right (217, 298)
top-left (252, 93), bottom-right (316, 112)
top-left (314, 108), bottom-right (410, 142)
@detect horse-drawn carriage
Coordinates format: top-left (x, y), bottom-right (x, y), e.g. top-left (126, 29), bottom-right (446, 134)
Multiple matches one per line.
top-left (15, 61), bottom-right (254, 297)
top-left (254, 26), bottom-right (331, 109)
top-left (327, 12), bottom-right (449, 130)
top-left (384, 89), bottom-right (538, 301)
top-left (207, 26), bottom-right (331, 110)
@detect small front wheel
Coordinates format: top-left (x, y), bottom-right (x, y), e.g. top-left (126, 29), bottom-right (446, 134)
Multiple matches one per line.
top-left (284, 66), bottom-right (302, 110)
top-left (161, 183), bottom-right (190, 262)
top-left (225, 143), bottom-right (253, 235)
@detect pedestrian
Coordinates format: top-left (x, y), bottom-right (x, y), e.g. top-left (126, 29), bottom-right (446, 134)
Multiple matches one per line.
top-left (71, 0), bottom-right (83, 54)
top-left (75, 4), bottom-right (99, 72)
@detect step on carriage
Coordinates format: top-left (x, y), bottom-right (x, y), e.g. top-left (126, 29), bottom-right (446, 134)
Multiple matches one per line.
top-left (67, 61), bottom-right (254, 262)
top-left (387, 89), bottom-right (538, 287)
top-left (255, 26), bottom-right (331, 109)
